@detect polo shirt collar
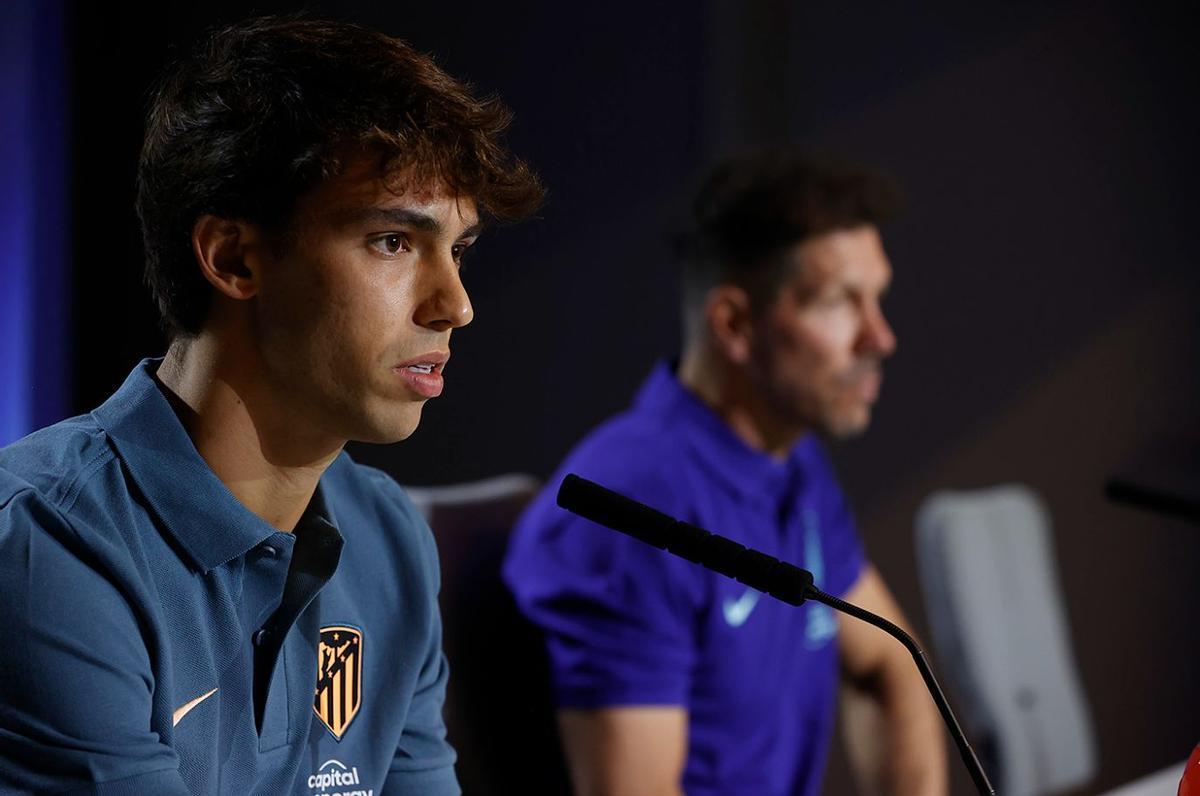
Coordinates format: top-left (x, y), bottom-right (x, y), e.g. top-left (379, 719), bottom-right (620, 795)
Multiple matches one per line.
top-left (633, 360), bottom-right (813, 503)
top-left (92, 358), bottom-right (331, 572)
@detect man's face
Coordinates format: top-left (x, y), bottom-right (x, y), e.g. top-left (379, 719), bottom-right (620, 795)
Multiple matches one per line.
top-left (747, 224), bottom-right (896, 439)
top-left (251, 155), bottom-right (480, 445)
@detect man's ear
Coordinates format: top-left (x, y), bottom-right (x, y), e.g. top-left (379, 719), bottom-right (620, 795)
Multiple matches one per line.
top-left (191, 215), bottom-right (264, 301)
top-left (705, 284), bottom-right (755, 365)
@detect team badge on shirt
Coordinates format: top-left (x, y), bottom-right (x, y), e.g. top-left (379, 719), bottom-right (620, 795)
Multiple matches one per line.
top-left (314, 625), bottom-right (363, 740)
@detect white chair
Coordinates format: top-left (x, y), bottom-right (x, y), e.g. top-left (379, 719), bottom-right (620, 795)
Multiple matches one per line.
top-left (915, 485), bottom-right (1097, 796)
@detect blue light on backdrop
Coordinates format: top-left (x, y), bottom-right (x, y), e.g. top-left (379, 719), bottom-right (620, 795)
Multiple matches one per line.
top-left (1, 0), bottom-right (69, 447)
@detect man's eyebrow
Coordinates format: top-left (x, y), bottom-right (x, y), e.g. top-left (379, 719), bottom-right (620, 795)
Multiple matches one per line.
top-left (338, 206), bottom-right (483, 238)
top-left (459, 220), bottom-right (485, 240)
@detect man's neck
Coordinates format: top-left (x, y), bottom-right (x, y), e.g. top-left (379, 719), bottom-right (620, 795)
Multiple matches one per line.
top-left (156, 334), bottom-right (343, 532)
top-left (676, 346), bottom-right (805, 461)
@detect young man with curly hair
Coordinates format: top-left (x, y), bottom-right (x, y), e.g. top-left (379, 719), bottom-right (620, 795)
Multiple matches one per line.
top-left (0, 16), bottom-right (541, 795)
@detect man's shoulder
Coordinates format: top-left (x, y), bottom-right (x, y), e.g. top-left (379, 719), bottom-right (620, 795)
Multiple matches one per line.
top-left (565, 405), bottom-right (690, 478)
top-left (515, 407), bottom-right (695, 542)
top-left (325, 452), bottom-right (420, 513)
top-left (0, 419), bottom-right (151, 624)
top-left (0, 414), bottom-right (114, 512)
top-left (323, 452), bottom-right (434, 553)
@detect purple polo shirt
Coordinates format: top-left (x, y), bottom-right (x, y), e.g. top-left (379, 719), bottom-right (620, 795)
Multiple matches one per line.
top-left (504, 362), bottom-right (866, 796)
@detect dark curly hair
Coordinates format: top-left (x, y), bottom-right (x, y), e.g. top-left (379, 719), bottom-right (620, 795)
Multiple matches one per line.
top-left (681, 147), bottom-right (900, 310)
top-left (137, 15), bottom-right (544, 336)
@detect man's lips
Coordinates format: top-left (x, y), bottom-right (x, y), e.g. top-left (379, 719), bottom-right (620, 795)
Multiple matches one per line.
top-left (393, 352), bottom-right (449, 398)
top-left (395, 351), bottom-right (449, 371)
top-left (855, 371), bottom-right (882, 402)
top-left (842, 364), bottom-right (883, 402)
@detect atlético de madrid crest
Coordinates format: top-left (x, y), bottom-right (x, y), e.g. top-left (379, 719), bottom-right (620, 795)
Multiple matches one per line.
top-left (314, 625), bottom-right (363, 740)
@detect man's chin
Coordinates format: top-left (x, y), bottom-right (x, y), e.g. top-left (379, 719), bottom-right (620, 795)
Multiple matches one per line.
top-left (824, 407), bottom-right (873, 439)
top-left (347, 405), bottom-right (426, 445)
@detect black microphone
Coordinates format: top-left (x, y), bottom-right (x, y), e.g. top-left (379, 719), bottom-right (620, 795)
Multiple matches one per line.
top-left (556, 473), bottom-right (996, 796)
top-left (556, 470), bottom-right (814, 605)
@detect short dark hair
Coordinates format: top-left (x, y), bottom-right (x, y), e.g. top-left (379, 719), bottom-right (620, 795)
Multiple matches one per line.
top-left (680, 147), bottom-right (900, 309)
top-left (137, 15), bottom-right (544, 337)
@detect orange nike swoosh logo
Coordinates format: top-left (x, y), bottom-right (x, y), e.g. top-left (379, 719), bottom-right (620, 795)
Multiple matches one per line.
top-left (172, 687), bottom-right (218, 727)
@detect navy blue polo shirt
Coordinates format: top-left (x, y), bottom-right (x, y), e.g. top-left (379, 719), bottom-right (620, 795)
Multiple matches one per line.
top-left (0, 360), bottom-right (459, 795)
top-left (504, 362), bottom-right (865, 796)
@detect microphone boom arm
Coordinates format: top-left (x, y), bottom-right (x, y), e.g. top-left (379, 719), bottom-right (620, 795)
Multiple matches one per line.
top-left (806, 585), bottom-right (994, 796)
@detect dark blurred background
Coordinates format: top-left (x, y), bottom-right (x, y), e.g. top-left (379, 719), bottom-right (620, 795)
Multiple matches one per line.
top-left (4, 0), bottom-right (1198, 792)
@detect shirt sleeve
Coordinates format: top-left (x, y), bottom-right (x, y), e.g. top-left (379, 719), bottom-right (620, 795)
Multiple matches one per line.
top-left (0, 487), bottom-right (191, 795)
top-left (504, 450), bottom-right (702, 709)
top-left (382, 494), bottom-right (460, 796)
top-left (382, 652), bottom-right (460, 796)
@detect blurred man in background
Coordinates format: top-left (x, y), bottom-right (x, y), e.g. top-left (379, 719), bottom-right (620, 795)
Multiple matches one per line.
top-left (505, 148), bottom-right (946, 795)
top-left (0, 16), bottom-right (540, 794)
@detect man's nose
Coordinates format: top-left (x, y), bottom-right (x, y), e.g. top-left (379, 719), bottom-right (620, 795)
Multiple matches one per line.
top-left (859, 303), bottom-right (896, 357)
top-left (413, 255), bottom-right (474, 332)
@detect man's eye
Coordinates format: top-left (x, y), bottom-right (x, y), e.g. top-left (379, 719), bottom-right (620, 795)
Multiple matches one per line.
top-left (451, 242), bottom-right (472, 264)
top-left (815, 293), bottom-right (850, 309)
top-left (369, 234), bottom-right (409, 256)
